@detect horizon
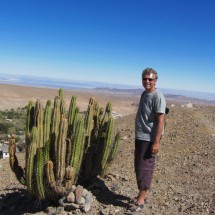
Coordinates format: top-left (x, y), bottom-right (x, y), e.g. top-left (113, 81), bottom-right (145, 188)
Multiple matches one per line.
top-left (0, 73), bottom-right (215, 101)
top-left (0, 0), bottom-right (215, 93)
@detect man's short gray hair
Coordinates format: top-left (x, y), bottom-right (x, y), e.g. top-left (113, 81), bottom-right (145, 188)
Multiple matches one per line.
top-left (142, 68), bottom-right (158, 79)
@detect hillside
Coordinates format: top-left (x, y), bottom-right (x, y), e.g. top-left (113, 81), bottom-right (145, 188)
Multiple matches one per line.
top-left (0, 85), bottom-right (214, 214)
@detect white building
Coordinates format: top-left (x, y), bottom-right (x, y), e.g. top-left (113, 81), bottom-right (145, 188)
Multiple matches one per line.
top-left (0, 145), bottom-right (9, 159)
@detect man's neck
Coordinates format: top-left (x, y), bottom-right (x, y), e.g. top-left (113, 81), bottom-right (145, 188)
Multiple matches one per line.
top-left (145, 88), bottom-right (156, 93)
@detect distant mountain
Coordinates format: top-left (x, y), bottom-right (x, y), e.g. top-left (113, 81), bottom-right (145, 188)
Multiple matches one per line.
top-left (94, 87), bottom-right (215, 105)
top-left (0, 73), bottom-right (214, 104)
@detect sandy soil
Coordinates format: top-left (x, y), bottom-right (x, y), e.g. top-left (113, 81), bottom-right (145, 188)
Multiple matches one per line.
top-left (0, 84), bottom-right (140, 116)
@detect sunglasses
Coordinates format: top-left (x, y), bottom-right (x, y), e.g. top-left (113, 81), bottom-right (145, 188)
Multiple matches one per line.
top-left (143, 78), bottom-right (155, 82)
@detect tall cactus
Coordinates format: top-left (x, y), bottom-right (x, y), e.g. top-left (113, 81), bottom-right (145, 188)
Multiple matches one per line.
top-left (84, 97), bottom-right (96, 149)
top-left (34, 99), bottom-right (44, 148)
top-left (25, 100), bottom-right (35, 162)
top-left (70, 115), bottom-right (85, 179)
top-left (108, 132), bottom-right (121, 162)
top-left (56, 118), bottom-right (68, 181)
top-left (50, 96), bottom-right (61, 167)
top-left (44, 100), bottom-right (52, 144)
top-left (43, 100), bottom-right (52, 163)
top-left (101, 118), bottom-right (114, 175)
top-left (59, 88), bottom-right (66, 117)
top-left (26, 100), bottom-right (35, 138)
top-left (68, 96), bottom-right (76, 126)
top-left (9, 89), bottom-right (121, 201)
top-left (26, 127), bottom-right (38, 196)
top-left (66, 106), bottom-right (80, 169)
top-left (35, 148), bottom-right (45, 199)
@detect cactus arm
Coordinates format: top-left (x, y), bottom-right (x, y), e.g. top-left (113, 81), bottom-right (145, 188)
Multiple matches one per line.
top-left (44, 100), bottom-right (52, 143)
top-left (25, 100), bottom-right (35, 138)
top-left (9, 137), bottom-right (26, 185)
top-left (108, 132), bottom-right (121, 162)
top-left (58, 88), bottom-right (66, 117)
top-left (64, 166), bottom-right (75, 190)
top-left (101, 101), bottom-right (112, 126)
top-left (84, 98), bottom-right (95, 148)
top-left (35, 148), bottom-right (45, 200)
top-left (70, 116), bottom-right (85, 180)
top-left (68, 96), bottom-right (77, 126)
top-left (26, 127), bottom-right (38, 195)
top-left (74, 118), bottom-right (85, 178)
top-left (65, 138), bottom-right (72, 168)
top-left (50, 96), bottom-right (61, 166)
top-left (67, 107), bottom-right (80, 166)
top-left (34, 99), bottom-right (44, 148)
top-left (45, 160), bottom-right (56, 187)
top-left (45, 160), bottom-right (66, 196)
top-left (100, 118), bottom-right (114, 177)
top-left (56, 118), bottom-right (68, 181)
top-left (43, 100), bottom-right (52, 163)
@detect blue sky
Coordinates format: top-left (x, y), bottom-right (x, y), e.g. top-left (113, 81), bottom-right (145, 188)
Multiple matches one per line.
top-left (0, 0), bottom-right (214, 93)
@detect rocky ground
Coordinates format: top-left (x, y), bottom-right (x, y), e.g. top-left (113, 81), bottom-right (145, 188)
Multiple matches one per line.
top-left (0, 86), bottom-right (215, 214)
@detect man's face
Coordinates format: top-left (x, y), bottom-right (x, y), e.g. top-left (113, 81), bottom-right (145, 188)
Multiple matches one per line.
top-left (142, 73), bottom-right (157, 92)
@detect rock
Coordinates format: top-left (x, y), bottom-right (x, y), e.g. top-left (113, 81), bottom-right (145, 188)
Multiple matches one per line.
top-left (82, 188), bottom-right (88, 197)
top-left (85, 193), bottom-right (94, 204)
top-left (55, 206), bottom-right (64, 214)
top-left (45, 206), bottom-right (58, 214)
top-left (105, 174), bottom-right (116, 181)
top-left (80, 197), bottom-right (85, 204)
top-left (82, 203), bottom-right (91, 213)
top-left (75, 185), bottom-right (83, 204)
top-left (67, 192), bottom-right (75, 203)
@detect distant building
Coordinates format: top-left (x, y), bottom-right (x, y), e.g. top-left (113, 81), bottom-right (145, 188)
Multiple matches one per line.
top-left (186, 103), bottom-right (193, 108)
top-left (0, 144), bottom-right (19, 159)
top-left (0, 145), bottom-right (9, 159)
top-left (181, 103), bottom-right (193, 108)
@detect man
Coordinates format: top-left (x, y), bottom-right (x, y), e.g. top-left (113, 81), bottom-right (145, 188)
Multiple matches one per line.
top-left (129, 68), bottom-right (166, 212)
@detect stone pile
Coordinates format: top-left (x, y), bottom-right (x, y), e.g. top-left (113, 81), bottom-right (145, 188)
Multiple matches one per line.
top-left (57, 185), bottom-right (94, 213)
top-left (45, 185), bottom-right (94, 214)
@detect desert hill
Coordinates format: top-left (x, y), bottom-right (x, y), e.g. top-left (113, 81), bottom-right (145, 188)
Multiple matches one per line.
top-left (0, 84), bottom-right (214, 214)
top-left (0, 84), bottom-right (140, 115)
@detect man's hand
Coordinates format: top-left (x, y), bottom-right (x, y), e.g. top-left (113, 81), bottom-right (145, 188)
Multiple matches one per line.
top-left (151, 141), bottom-right (160, 154)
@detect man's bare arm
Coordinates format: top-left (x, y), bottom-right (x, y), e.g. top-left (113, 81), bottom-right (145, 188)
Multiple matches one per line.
top-left (151, 113), bottom-right (165, 154)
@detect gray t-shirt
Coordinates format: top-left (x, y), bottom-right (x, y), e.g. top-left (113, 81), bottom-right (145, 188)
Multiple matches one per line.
top-left (135, 89), bottom-right (166, 141)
